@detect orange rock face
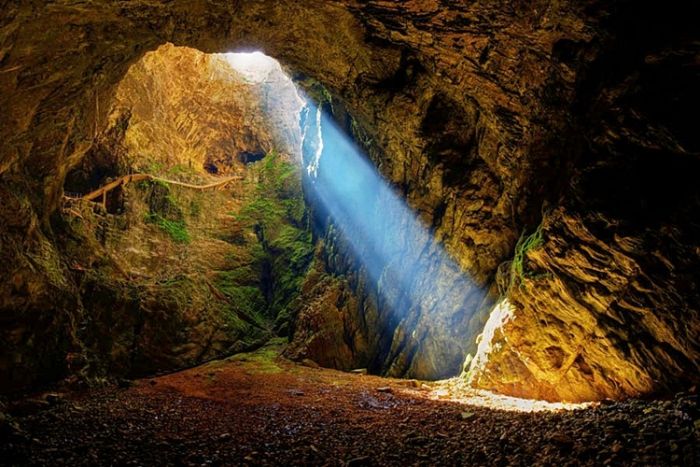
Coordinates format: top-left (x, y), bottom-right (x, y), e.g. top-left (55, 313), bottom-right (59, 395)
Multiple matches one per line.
top-left (115, 44), bottom-right (271, 175)
top-left (0, 1), bottom-right (698, 400)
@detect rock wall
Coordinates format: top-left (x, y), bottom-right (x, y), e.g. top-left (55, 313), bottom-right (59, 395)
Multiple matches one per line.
top-left (64, 45), bottom-right (265, 194)
top-left (112, 44), bottom-right (275, 176)
top-left (57, 182), bottom-right (273, 383)
top-left (0, 41), bottom-right (308, 392)
top-left (1, 0), bottom-right (698, 400)
top-left (468, 9), bottom-right (700, 400)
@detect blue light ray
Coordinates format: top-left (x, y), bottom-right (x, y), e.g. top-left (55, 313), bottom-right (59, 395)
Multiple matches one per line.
top-left (227, 51), bottom-right (488, 378)
top-left (300, 99), bottom-right (487, 377)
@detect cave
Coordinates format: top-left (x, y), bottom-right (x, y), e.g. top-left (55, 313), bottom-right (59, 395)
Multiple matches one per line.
top-left (0, 1), bottom-right (699, 465)
top-left (238, 151), bottom-right (267, 165)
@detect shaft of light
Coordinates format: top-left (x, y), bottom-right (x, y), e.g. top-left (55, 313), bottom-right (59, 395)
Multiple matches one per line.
top-left (301, 100), bottom-right (487, 374)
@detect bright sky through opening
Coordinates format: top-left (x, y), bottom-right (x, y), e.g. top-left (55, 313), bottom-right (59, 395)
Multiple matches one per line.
top-left (225, 51), bottom-right (279, 83)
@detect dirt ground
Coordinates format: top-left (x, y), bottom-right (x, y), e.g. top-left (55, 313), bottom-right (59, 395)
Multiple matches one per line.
top-left (1, 341), bottom-right (698, 466)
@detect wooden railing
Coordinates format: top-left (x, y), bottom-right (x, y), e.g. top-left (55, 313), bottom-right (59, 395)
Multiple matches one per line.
top-left (64, 173), bottom-right (241, 210)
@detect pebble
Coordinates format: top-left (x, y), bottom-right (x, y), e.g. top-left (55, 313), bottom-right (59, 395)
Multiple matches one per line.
top-left (1, 370), bottom-right (698, 467)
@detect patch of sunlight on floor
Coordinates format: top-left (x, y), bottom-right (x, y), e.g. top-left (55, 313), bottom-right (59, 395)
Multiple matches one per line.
top-left (425, 378), bottom-right (592, 413)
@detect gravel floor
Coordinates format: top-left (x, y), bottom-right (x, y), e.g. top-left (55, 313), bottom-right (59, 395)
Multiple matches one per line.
top-left (1, 344), bottom-right (698, 466)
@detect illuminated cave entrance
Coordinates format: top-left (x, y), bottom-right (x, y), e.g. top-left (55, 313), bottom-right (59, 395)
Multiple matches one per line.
top-left (60, 44), bottom-right (527, 405)
top-left (4, 3), bottom-right (700, 464)
top-left (56, 40), bottom-right (700, 414)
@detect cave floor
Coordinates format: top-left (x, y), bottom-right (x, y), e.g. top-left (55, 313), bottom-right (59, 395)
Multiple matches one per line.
top-left (2, 341), bottom-right (698, 466)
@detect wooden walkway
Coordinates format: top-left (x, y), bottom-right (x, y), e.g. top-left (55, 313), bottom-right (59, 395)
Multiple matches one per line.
top-left (64, 173), bottom-right (241, 209)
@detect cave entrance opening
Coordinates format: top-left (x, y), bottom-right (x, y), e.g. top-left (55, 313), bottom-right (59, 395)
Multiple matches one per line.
top-left (60, 44), bottom-right (492, 391)
top-left (226, 53), bottom-right (491, 384)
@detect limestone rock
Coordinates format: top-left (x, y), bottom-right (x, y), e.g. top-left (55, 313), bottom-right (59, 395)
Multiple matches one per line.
top-left (0, 0), bottom-right (697, 401)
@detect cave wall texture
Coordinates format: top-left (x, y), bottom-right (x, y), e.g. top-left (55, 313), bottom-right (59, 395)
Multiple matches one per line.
top-left (65, 43), bottom-right (281, 192)
top-left (0, 40), bottom-right (301, 392)
top-left (109, 43), bottom-right (278, 176)
top-left (1, 0), bottom-right (698, 401)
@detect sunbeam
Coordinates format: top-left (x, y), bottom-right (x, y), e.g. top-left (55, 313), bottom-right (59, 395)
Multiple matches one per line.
top-left (221, 51), bottom-right (489, 379)
top-left (299, 98), bottom-right (488, 377)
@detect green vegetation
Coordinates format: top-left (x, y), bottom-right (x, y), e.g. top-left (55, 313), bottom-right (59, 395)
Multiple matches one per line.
top-left (159, 275), bottom-right (196, 308)
top-left (272, 225), bottom-right (314, 268)
top-left (509, 223), bottom-right (545, 289)
top-left (225, 338), bottom-right (286, 374)
top-left (145, 213), bottom-right (191, 243)
top-left (189, 197), bottom-right (202, 218)
top-left (133, 150), bottom-right (314, 337)
top-left (269, 225), bottom-right (314, 323)
top-left (229, 150), bottom-right (314, 331)
top-left (144, 160), bottom-right (164, 175)
top-left (215, 269), bottom-right (267, 326)
top-left (236, 150), bottom-right (302, 232)
top-left (140, 178), bottom-right (191, 243)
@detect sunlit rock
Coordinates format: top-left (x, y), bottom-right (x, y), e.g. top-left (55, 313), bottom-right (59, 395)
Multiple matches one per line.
top-left (0, 0), bottom-right (698, 403)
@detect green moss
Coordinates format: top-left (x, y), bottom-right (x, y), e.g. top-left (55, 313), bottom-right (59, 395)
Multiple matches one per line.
top-left (271, 226), bottom-right (312, 262)
top-left (226, 340), bottom-right (284, 374)
top-left (141, 179), bottom-right (184, 221)
top-left (139, 179), bottom-right (191, 243)
top-left (223, 308), bottom-right (250, 334)
top-left (228, 150), bottom-right (314, 330)
top-left (145, 161), bottom-right (164, 174)
top-left (267, 223), bottom-right (313, 321)
top-left (222, 284), bottom-right (264, 311)
top-left (215, 270), bottom-right (267, 327)
top-left (219, 265), bottom-right (258, 285)
top-left (145, 213), bottom-right (191, 243)
top-left (236, 150), bottom-right (301, 229)
top-left (235, 197), bottom-right (284, 226)
top-left (189, 198), bottom-right (202, 218)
